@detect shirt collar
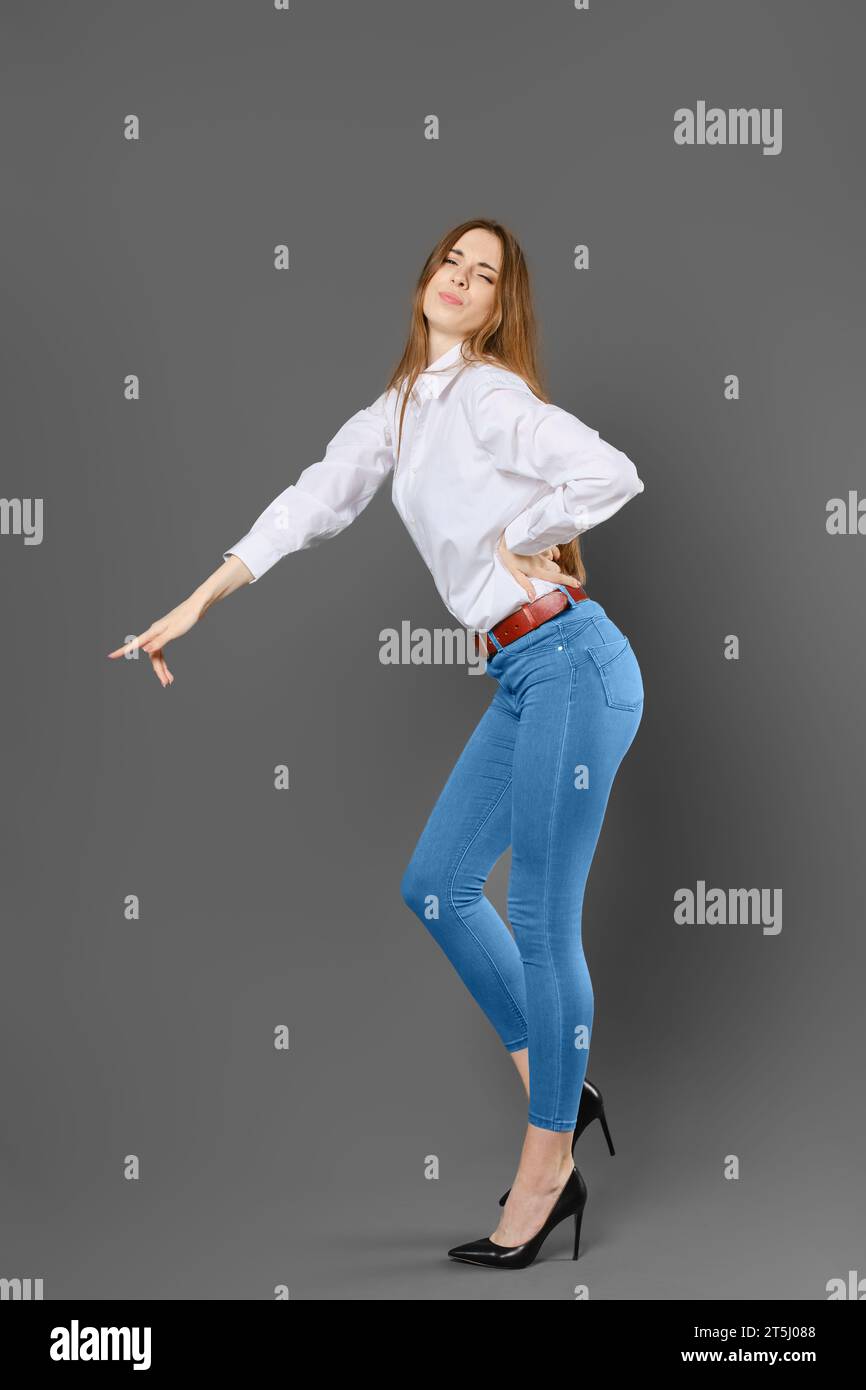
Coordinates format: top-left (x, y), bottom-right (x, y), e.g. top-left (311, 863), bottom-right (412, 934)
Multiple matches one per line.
top-left (413, 340), bottom-right (468, 400)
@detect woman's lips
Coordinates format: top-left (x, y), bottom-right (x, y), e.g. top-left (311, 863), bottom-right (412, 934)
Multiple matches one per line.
top-left (439, 291), bottom-right (463, 305)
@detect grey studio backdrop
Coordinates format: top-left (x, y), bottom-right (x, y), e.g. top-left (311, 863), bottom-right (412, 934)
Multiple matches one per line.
top-left (1, 1), bottom-right (864, 1303)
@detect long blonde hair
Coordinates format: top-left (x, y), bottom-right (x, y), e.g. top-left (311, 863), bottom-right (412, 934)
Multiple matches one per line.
top-left (383, 218), bottom-right (586, 585)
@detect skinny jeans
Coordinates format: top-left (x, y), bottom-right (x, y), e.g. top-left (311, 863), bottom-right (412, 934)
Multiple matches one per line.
top-left (400, 585), bottom-right (644, 1132)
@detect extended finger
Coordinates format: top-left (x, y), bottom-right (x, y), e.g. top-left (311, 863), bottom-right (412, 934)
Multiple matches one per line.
top-left (149, 651), bottom-right (168, 686)
top-left (107, 630), bottom-right (150, 659)
top-left (153, 652), bottom-right (173, 686)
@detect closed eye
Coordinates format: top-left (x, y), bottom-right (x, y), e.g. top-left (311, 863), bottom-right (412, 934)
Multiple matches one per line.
top-left (445, 255), bottom-right (493, 284)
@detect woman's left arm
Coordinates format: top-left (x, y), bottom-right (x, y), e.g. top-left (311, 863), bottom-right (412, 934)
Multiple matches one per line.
top-left (472, 372), bottom-right (644, 555)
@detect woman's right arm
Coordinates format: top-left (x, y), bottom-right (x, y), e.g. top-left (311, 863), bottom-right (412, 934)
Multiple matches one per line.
top-left (107, 388), bottom-right (394, 686)
top-left (106, 553), bottom-right (254, 687)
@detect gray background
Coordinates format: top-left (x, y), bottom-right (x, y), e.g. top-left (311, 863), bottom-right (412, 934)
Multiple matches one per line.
top-left (1, 0), bottom-right (864, 1300)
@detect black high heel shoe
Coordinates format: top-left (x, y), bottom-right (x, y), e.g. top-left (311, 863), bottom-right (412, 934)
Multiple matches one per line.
top-left (448, 1165), bottom-right (588, 1270)
top-left (498, 1078), bottom-right (614, 1206)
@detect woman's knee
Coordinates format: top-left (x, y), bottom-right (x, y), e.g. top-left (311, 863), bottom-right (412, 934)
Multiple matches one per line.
top-left (400, 853), bottom-right (437, 918)
top-left (403, 866), bottom-right (490, 929)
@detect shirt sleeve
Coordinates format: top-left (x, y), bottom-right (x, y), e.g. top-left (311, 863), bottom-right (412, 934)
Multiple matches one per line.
top-left (222, 390), bottom-right (395, 581)
top-left (472, 372), bottom-right (645, 555)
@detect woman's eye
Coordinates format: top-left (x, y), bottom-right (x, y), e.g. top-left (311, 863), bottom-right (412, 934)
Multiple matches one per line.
top-left (444, 256), bottom-right (493, 284)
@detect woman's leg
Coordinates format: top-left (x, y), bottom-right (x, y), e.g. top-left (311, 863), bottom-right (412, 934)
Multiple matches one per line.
top-left (401, 694), bottom-right (579, 1249)
top-left (507, 652), bottom-right (642, 1134)
top-left (490, 641), bottom-right (642, 1245)
top-left (400, 685), bottom-right (530, 1054)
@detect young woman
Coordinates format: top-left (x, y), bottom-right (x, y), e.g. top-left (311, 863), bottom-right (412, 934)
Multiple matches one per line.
top-left (108, 219), bottom-right (645, 1270)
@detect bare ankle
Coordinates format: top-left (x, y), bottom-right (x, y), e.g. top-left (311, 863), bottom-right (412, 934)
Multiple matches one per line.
top-left (513, 1153), bottom-right (573, 1197)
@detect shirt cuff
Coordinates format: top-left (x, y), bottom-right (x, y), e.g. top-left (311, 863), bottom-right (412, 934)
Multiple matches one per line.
top-left (221, 532), bottom-right (280, 583)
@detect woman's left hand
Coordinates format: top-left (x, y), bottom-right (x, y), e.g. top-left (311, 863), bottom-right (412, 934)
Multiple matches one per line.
top-left (496, 531), bottom-right (582, 603)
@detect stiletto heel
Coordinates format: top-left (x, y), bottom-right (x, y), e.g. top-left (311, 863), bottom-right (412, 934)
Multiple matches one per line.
top-left (498, 1078), bottom-right (613, 1206)
top-left (598, 1107), bottom-right (615, 1157)
top-left (572, 1207), bottom-right (584, 1260)
top-left (449, 1165), bottom-right (588, 1270)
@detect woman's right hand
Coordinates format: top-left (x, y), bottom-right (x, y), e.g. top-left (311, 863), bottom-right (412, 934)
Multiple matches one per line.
top-left (106, 554), bottom-right (254, 687)
top-left (107, 593), bottom-right (204, 687)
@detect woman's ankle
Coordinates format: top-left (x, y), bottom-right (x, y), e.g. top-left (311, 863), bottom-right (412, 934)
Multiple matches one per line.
top-left (512, 1151), bottom-right (574, 1197)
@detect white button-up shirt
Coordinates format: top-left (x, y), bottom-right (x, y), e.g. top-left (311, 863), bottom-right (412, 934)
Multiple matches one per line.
top-left (223, 340), bottom-right (644, 633)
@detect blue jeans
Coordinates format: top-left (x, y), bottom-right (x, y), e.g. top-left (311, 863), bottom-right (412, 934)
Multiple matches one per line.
top-left (400, 585), bottom-right (644, 1132)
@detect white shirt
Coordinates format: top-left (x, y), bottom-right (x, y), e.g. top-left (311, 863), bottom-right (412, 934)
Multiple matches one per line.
top-left (223, 340), bottom-right (644, 633)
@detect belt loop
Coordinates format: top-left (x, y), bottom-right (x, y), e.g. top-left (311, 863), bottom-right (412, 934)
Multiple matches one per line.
top-left (485, 627), bottom-right (505, 653)
top-left (556, 582), bottom-right (582, 609)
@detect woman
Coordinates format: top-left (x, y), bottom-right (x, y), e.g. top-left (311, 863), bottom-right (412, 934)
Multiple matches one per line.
top-left (108, 218), bottom-right (645, 1270)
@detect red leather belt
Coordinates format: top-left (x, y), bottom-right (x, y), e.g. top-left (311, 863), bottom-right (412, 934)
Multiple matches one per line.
top-left (482, 582), bottom-right (589, 657)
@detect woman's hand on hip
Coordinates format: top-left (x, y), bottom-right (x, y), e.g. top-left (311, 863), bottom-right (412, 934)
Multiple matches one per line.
top-left (496, 531), bottom-right (581, 603)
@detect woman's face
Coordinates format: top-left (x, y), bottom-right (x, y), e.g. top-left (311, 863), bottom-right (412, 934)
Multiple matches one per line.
top-left (423, 226), bottom-right (502, 341)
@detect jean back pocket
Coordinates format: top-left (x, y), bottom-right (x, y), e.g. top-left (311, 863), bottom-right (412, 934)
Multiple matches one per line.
top-left (586, 636), bottom-right (644, 711)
